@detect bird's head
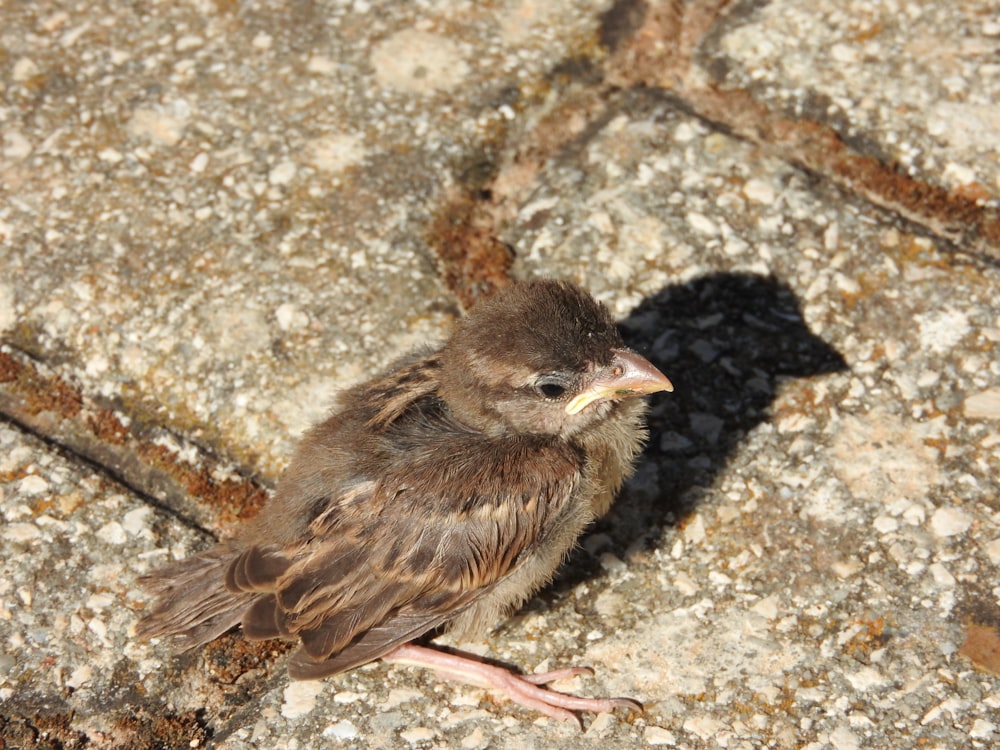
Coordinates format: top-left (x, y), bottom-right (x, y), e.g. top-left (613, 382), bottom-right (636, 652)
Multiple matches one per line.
top-left (439, 279), bottom-right (673, 438)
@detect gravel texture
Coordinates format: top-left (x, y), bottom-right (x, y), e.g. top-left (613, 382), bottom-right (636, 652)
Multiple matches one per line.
top-left (1, 1), bottom-right (998, 748)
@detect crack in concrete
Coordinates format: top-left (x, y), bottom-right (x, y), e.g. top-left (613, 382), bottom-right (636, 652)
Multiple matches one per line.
top-left (0, 347), bottom-right (269, 536)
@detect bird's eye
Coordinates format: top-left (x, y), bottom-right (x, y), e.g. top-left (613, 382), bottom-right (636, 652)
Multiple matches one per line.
top-left (535, 376), bottom-right (568, 399)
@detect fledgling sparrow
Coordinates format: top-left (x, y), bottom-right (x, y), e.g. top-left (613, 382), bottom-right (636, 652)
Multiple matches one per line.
top-left (138, 279), bottom-right (673, 723)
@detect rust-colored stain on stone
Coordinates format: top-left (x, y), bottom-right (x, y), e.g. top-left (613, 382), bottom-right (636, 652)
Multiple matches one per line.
top-left (427, 190), bottom-right (514, 310)
top-left (0, 350), bottom-right (16, 382)
top-left (821, 133), bottom-right (1000, 249)
top-left (110, 708), bottom-right (209, 750)
top-left (685, 87), bottom-right (1000, 259)
top-left (0, 350), bottom-right (83, 419)
top-left (87, 408), bottom-right (130, 445)
top-left (203, 632), bottom-right (293, 685)
top-left (842, 617), bottom-right (890, 659)
top-left (134, 441), bottom-right (268, 527)
top-left (0, 711), bottom-right (87, 750)
top-left (959, 622), bottom-right (1000, 678)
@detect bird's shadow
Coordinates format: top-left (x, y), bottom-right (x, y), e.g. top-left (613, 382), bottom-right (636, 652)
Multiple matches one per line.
top-left (539, 271), bottom-right (848, 598)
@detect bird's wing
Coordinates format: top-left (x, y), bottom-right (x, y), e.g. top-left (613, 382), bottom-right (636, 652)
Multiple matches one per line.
top-left (227, 434), bottom-right (585, 677)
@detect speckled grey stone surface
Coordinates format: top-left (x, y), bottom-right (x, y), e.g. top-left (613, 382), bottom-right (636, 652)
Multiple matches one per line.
top-left (0, 424), bottom-right (218, 743)
top-left (2, 0), bottom-right (999, 748)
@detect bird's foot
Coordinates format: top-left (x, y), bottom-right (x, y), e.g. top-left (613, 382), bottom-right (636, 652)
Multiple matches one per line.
top-left (382, 643), bottom-right (641, 726)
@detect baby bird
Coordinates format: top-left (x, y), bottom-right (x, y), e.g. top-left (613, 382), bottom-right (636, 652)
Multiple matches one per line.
top-left (138, 279), bottom-right (672, 723)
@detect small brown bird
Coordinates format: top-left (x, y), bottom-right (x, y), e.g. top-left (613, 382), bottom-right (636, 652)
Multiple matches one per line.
top-left (138, 279), bottom-right (672, 723)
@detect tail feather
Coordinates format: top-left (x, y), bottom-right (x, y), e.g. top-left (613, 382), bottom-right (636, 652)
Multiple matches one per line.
top-left (137, 544), bottom-right (256, 650)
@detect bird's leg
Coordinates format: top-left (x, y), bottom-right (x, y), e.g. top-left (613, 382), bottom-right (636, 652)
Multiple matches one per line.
top-left (381, 643), bottom-right (641, 725)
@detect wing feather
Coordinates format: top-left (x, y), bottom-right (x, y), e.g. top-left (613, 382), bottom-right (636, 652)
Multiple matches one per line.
top-left (249, 428), bottom-right (583, 677)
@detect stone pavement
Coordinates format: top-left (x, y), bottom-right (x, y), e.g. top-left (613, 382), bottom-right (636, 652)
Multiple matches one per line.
top-left (1, 1), bottom-right (998, 748)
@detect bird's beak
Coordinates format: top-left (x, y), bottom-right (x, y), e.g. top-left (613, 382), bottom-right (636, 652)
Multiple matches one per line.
top-left (565, 349), bottom-right (674, 415)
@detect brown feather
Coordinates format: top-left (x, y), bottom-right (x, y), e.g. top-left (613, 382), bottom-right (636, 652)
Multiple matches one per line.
top-left (242, 594), bottom-right (287, 640)
top-left (136, 544), bottom-right (256, 650)
top-left (225, 546), bottom-right (292, 592)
